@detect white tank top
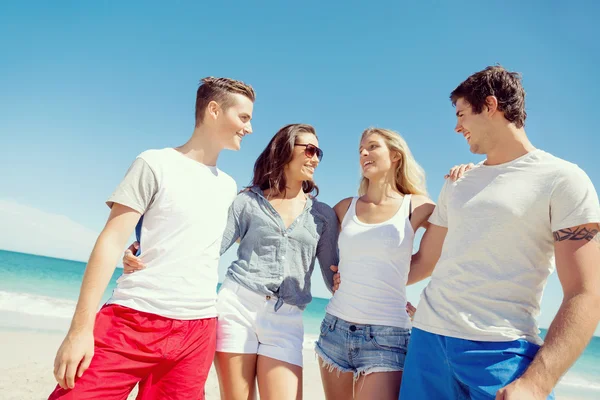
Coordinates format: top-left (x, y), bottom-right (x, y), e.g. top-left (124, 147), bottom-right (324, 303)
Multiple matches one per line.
top-left (325, 195), bottom-right (415, 328)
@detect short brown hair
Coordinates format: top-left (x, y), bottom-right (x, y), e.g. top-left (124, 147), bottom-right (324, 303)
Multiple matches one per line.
top-left (195, 77), bottom-right (255, 126)
top-left (250, 124), bottom-right (319, 197)
top-left (450, 66), bottom-right (527, 128)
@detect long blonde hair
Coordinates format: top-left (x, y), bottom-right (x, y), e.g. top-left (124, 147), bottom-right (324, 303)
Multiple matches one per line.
top-left (358, 127), bottom-right (428, 197)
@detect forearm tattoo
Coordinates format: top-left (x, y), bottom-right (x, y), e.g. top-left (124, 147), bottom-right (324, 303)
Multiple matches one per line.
top-left (553, 226), bottom-right (600, 245)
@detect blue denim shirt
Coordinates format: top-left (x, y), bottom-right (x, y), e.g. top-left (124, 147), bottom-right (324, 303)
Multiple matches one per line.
top-left (220, 186), bottom-right (339, 310)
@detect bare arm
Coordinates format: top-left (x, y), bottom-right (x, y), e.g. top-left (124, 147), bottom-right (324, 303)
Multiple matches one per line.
top-left (407, 223), bottom-right (447, 285)
top-left (70, 205), bottom-right (142, 331)
top-left (500, 223), bottom-right (600, 398)
top-left (53, 204), bottom-right (141, 389)
top-left (333, 197), bottom-right (353, 231)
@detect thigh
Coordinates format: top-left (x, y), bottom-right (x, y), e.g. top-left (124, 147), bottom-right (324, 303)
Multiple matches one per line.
top-left (257, 303), bottom-right (304, 367)
top-left (356, 371), bottom-right (403, 400)
top-left (214, 352), bottom-right (258, 400)
top-left (216, 287), bottom-right (260, 355)
top-left (256, 354), bottom-right (302, 400)
top-left (318, 356), bottom-right (355, 400)
top-left (137, 317), bottom-right (217, 400)
top-left (399, 328), bottom-right (466, 400)
top-left (450, 338), bottom-right (554, 400)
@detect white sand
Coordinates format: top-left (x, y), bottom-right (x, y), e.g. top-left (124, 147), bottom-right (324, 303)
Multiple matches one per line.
top-left (0, 325), bottom-right (582, 399)
top-left (0, 328), bottom-right (325, 400)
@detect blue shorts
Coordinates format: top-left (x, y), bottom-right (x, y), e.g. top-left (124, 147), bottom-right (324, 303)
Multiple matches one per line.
top-left (399, 328), bottom-right (555, 400)
top-left (314, 313), bottom-right (410, 380)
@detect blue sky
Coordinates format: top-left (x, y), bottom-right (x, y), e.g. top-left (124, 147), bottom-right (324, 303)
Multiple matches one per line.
top-left (1, 1), bottom-right (599, 333)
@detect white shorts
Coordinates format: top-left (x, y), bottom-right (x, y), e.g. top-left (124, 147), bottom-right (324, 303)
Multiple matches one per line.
top-left (216, 278), bottom-right (304, 367)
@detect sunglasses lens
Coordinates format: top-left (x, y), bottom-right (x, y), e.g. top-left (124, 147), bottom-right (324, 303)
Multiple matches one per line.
top-left (305, 145), bottom-right (323, 161)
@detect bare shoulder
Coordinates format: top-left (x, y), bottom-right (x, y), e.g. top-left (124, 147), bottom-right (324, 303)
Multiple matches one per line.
top-left (410, 195), bottom-right (436, 229)
top-left (411, 194), bottom-right (435, 209)
top-left (333, 197), bottom-right (354, 224)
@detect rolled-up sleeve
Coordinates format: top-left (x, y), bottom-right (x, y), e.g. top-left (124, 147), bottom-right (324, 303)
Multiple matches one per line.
top-left (315, 204), bottom-right (340, 294)
top-left (220, 193), bottom-right (246, 255)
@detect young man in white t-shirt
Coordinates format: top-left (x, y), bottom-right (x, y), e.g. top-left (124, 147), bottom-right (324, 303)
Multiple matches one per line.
top-left (48, 77), bottom-right (255, 400)
top-left (401, 66), bottom-right (600, 400)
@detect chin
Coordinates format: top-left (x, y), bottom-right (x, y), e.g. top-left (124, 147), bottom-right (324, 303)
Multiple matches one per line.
top-left (362, 169), bottom-right (376, 179)
top-left (469, 145), bottom-right (484, 155)
top-left (226, 139), bottom-right (242, 151)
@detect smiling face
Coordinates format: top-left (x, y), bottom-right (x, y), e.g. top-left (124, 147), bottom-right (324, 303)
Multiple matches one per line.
top-left (213, 93), bottom-right (254, 151)
top-left (359, 133), bottom-right (399, 180)
top-left (453, 97), bottom-right (495, 155)
top-left (285, 132), bottom-right (321, 182)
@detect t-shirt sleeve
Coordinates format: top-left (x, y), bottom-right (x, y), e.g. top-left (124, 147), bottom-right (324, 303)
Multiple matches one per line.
top-left (428, 179), bottom-right (451, 228)
top-left (106, 158), bottom-right (158, 214)
top-left (550, 165), bottom-right (600, 232)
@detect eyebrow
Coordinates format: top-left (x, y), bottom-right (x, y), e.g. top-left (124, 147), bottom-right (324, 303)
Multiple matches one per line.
top-left (359, 140), bottom-right (378, 150)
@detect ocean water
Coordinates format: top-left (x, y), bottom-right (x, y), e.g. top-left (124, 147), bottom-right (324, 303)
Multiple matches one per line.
top-left (1, 249), bottom-right (598, 398)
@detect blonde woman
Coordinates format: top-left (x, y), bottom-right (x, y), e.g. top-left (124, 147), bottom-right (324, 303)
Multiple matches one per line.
top-left (316, 128), bottom-right (451, 400)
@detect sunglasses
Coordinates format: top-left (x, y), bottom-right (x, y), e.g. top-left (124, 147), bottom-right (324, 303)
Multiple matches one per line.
top-left (295, 143), bottom-right (324, 161)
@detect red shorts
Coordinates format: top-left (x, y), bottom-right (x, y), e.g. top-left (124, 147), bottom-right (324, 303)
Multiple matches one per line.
top-left (48, 304), bottom-right (217, 400)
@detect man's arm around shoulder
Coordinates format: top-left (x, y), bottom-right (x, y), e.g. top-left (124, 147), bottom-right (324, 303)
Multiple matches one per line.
top-left (53, 204), bottom-right (141, 390)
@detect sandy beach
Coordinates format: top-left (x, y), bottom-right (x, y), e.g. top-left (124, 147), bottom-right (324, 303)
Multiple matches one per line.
top-left (0, 326), bottom-right (325, 400)
top-left (0, 312), bottom-right (588, 400)
top-left (0, 325), bottom-right (588, 400)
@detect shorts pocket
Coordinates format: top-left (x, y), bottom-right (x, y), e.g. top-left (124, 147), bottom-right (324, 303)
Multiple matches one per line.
top-left (319, 320), bottom-right (330, 338)
top-left (371, 333), bottom-right (409, 353)
top-left (319, 316), bottom-right (336, 338)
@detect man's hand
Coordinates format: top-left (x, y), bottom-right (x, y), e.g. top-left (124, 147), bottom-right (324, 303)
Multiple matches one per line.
top-left (123, 241), bottom-right (145, 273)
top-left (51, 203), bottom-right (142, 388)
top-left (406, 301), bottom-right (417, 320)
top-left (53, 331), bottom-right (95, 389)
top-left (330, 265), bottom-right (341, 292)
top-left (495, 377), bottom-right (548, 400)
top-left (445, 163), bottom-right (475, 181)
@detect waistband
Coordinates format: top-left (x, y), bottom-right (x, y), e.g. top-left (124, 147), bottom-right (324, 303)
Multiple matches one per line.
top-left (221, 278), bottom-right (300, 313)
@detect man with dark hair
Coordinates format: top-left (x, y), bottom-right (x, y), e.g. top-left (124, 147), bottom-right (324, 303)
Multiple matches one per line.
top-left (401, 66), bottom-right (600, 399)
top-left (49, 77), bottom-right (255, 400)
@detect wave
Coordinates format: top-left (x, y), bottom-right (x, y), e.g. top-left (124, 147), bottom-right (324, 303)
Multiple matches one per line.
top-left (0, 290), bottom-right (76, 319)
top-left (558, 373), bottom-right (600, 391)
top-left (303, 333), bottom-right (319, 350)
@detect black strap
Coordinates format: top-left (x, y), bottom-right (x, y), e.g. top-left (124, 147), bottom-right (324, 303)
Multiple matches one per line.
top-left (409, 197), bottom-right (413, 221)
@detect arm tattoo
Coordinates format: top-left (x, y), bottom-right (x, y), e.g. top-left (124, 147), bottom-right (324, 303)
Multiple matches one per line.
top-left (553, 226), bottom-right (599, 243)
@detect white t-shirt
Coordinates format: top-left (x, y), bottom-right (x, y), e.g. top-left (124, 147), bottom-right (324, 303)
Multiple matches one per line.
top-left (105, 148), bottom-right (237, 320)
top-left (326, 195), bottom-right (415, 328)
top-left (414, 149), bottom-right (600, 344)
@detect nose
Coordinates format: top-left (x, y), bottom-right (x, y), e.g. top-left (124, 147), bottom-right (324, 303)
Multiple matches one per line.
top-left (360, 148), bottom-right (368, 157)
top-left (454, 122), bottom-right (463, 134)
top-left (244, 122), bottom-right (253, 135)
top-left (310, 151), bottom-right (320, 165)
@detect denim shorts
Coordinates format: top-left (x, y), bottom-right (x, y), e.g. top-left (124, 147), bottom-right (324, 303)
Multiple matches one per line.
top-left (314, 313), bottom-right (410, 379)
